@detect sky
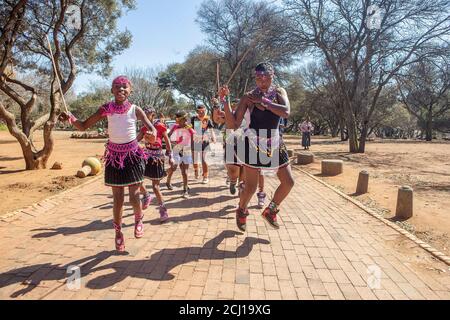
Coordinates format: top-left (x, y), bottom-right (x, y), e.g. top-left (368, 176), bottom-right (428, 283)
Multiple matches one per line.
top-left (73, 0), bottom-right (207, 95)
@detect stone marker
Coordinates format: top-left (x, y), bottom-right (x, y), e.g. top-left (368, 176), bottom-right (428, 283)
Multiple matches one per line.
top-left (396, 186), bottom-right (413, 220)
top-left (51, 162), bottom-right (63, 170)
top-left (297, 152), bottom-right (314, 165)
top-left (356, 170), bottom-right (369, 194)
top-left (322, 160), bottom-right (344, 176)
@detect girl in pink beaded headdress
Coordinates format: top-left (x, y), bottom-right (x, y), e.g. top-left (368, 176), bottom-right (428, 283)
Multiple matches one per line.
top-left (59, 76), bottom-right (157, 252)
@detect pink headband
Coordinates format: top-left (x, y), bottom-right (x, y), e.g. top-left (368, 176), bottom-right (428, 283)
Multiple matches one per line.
top-left (112, 76), bottom-right (131, 87)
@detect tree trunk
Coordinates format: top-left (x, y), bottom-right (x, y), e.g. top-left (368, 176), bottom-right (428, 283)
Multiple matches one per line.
top-left (425, 109), bottom-right (433, 141)
top-left (344, 104), bottom-right (359, 152)
top-left (358, 122), bottom-right (369, 153)
top-left (339, 119), bottom-right (347, 141)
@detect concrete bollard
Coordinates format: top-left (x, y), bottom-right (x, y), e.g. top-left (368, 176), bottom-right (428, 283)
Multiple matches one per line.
top-left (321, 160), bottom-right (344, 176)
top-left (356, 171), bottom-right (369, 195)
top-left (396, 186), bottom-right (414, 220)
top-left (297, 152), bottom-right (314, 165)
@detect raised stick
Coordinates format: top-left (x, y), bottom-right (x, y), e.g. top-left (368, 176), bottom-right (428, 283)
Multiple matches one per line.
top-left (46, 35), bottom-right (69, 113)
top-left (225, 46), bottom-right (253, 87)
top-left (243, 78), bottom-right (249, 94)
top-left (216, 60), bottom-right (221, 93)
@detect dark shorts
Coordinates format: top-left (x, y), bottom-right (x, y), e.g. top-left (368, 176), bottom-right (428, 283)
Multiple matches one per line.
top-left (105, 155), bottom-right (145, 187)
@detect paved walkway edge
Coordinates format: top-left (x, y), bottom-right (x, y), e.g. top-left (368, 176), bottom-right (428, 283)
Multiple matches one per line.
top-left (292, 164), bottom-right (450, 266)
top-left (0, 174), bottom-right (103, 222)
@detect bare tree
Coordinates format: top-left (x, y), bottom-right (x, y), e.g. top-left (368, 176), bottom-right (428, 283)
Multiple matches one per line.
top-left (284, 0), bottom-right (450, 152)
top-left (396, 56), bottom-right (450, 141)
top-left (124, 66), bottom-right (174, 114)
top-left (0, 0), bottom-right (134, 169)
top-left (197, 0), bottom-right (299, 97)
top-left (164, 47), bottom-right (220, 113)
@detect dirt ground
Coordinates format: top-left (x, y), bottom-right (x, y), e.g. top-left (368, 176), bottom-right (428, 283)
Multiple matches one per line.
top-left (1, 130), bottom-right (449, 256)
top-left (0, 131), bottom-right (106, 215)
top-left (284, 135), bottom-right (450, 256)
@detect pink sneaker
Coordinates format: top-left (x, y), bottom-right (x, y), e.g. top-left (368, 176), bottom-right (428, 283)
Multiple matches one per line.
top-left (134, 214), bottom-right (145, 238)
top-left (159, 205), bottom-right (169, 223)
top-left (113, 222), bottom-right (125, 252)
top-left (142, 193), bottom-right (153, 210)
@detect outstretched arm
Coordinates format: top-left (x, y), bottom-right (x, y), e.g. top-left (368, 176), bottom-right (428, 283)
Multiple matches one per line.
top-left (59, 109), bottom-right (104, 131)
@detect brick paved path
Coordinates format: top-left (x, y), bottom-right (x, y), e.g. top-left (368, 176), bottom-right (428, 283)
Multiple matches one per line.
top-left (1, 166), bottom-right (449, 300)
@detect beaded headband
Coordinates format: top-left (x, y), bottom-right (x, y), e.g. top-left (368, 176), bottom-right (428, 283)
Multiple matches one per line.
top-left (112, 76), bottom-right (132, 87)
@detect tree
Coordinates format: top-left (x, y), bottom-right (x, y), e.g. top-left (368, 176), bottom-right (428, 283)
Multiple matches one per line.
top-left (124, 66), bottom-right (175, 115)
top-left (197, 0), bottom-right (299, 97)
top-left (284, 0), bottom-right (450, 152)
top-left (164, 47), bottom-right (220, 113)
top-left (0, 0), bottom-right (135, 169)
top-left (396, 57), bottom-right (450, 141)
top-left (300, 61), bottom-right (346, 139)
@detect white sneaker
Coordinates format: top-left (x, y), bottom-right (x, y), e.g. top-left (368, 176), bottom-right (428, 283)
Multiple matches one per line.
top-left (203, 178), bottom-right (209, 184)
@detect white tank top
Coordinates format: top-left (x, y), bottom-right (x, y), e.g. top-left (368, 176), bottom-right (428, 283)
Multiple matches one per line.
top-left (107, 104), bottom-right (137, 144)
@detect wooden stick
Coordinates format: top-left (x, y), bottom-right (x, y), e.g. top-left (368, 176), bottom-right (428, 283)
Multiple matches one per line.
top-left (243, 78), bottom-right (249, 94)
top-left (226, 46), bottom-right (253, 87)
top-left (216, 60), bottom-right (221, 93)
top-left (46, 35), bottom-right (69, 113)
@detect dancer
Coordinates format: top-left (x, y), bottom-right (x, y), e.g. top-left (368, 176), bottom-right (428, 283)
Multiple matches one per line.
top-left (191, 105), bottom-right (216, 183)
top-left (166, 111), bottom-right (195, 198)
top-left (221, 62), bottom-right (295, 231)
top-left (137, 107), bottom-right (174, 223)
top-left (59, 76), bottom-right (157, 251)
top-left (219, 96), bottom-right (267, 206)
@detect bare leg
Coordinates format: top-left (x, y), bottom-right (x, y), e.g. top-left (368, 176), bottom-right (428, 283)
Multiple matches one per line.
top-left (180, 163), bottom-right (189, 190)
top-left (112, 187), bottom-right (125, 250)
top-left (112, 187), bottom-right (125, 225)
top-left (128, 184), bottom-right (143, 217)
top-left (272, 165), bottom-right (295, 206)
top-left (226, 164), bottom-right (240, 184)
top-left (139, 183), bottom-right (147, 195)
top-left (193, 151), bottom-right (200, 178)
top-left (239, 166), bottom-right (259, 210)
top-left (258, 173), bottom-right (265, 193)
top-left (166, 165), bottom-right (178, 186)
top-left (202, 151), bottom-right (209, 178)
top-left (129, 184), bottom-right (144, 238)
top-left (152, 180), bottom-right (164, 206)
top-left (227, 164), bottom-right (240, 195)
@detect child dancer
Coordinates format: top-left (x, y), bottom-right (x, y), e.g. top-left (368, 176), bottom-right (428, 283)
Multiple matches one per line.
top-left (59, 76), bottom-right (157, 252)
top-left (191, 105), bottom-right (216, 183)
top-left (137, 107), bottom-right (174, 223)
top-left (166, 111), bottom-right (195, 199)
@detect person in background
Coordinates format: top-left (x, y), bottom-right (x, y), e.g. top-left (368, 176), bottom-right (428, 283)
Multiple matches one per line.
top-left (299, 117), bottom-right (314, 150)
